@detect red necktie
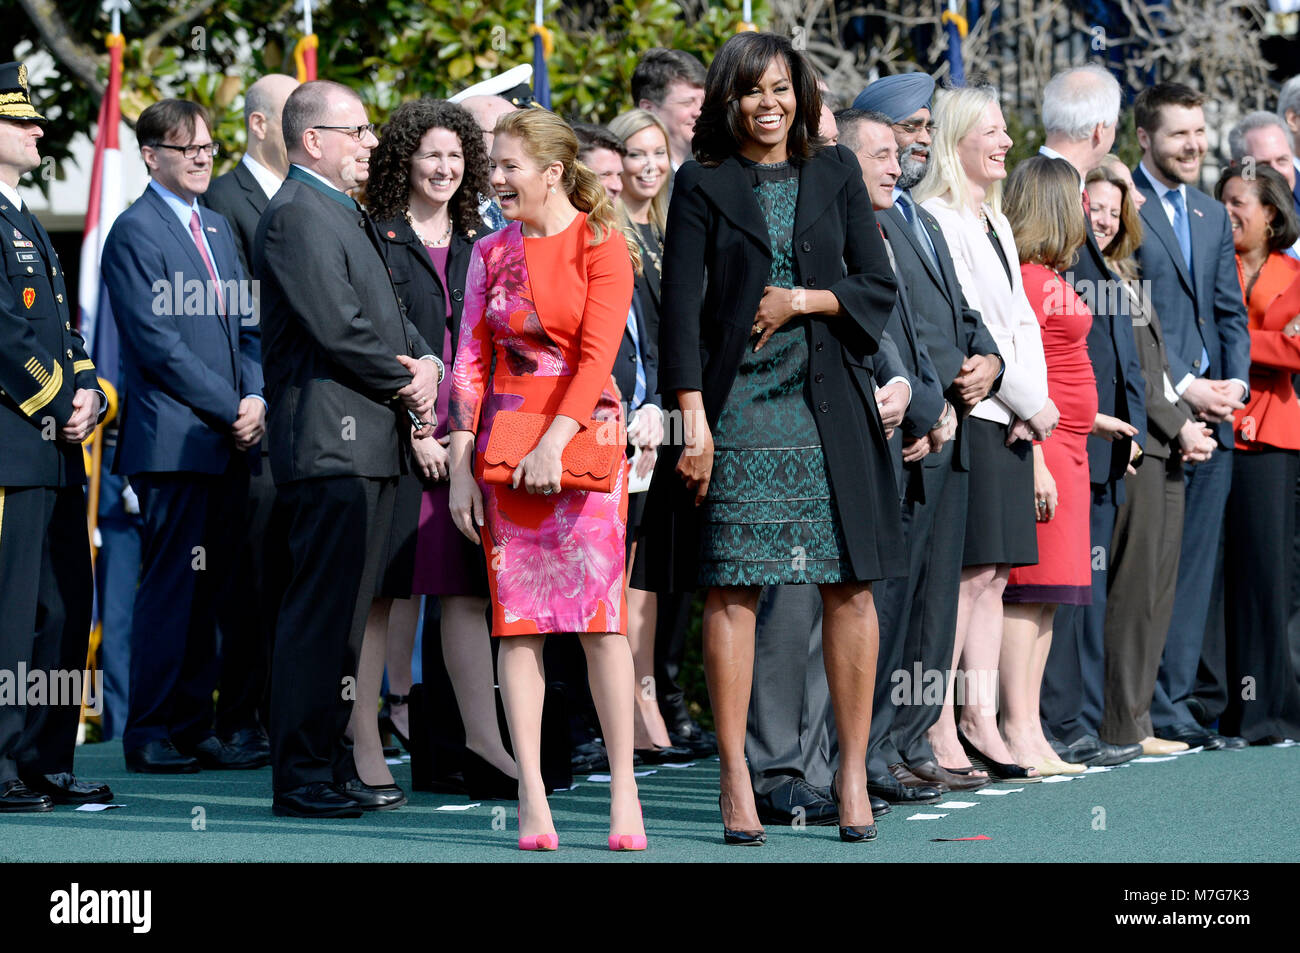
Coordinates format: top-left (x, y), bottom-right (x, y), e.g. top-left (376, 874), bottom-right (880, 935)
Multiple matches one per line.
top-left (1081, 189), bottom-right (1091, 217)
top-left (189, 210), bottom-right (224, 314)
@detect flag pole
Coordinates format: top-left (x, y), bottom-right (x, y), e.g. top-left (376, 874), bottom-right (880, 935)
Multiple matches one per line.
top-left (739, 0), bottom-right (757, 32)
top-left (294, 0), bottom-right (320, 82)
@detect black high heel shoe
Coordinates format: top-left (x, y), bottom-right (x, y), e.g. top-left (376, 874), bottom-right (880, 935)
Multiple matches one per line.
top-left (830, 770), bottom-right (878, 843)
top-left (463, 749), bottom-right (519, 800)
top-left (718, 795), bottom-right (766, 846)
top-left (957, 727), bottom-right (1038, 781)
top-left (378, 692), bottom-right (411, 754)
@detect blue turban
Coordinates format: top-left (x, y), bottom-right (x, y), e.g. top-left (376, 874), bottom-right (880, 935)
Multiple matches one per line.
top-left (852, 73), bottom-right (936, 123)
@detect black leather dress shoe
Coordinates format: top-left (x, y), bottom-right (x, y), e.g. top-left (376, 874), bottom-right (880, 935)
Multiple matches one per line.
top-left (668, 719), bottom-right (718, 756)
top-left (633, 744), bottom-right (696, 764)
top-left (867, 773), bottom-right (943, 804)
top-left (1184, 695), bottom-right (1212, 727)
top-left (20, 772), bottom-right (113, 804)
top-left (1210, 733), bottom-right (1247, 749)
top-left (1155, 723), bottom-right (1222, 750)
top-left (870, 794), bottom-right (891, 817)
top-left (570, 740), bottom-right (609, 773)
top-left (273, 782), bottom-right (364, 818)
top-left (755, 777), bottom-right (839, 826)
top-left (223, 726), bottom-right (271, 756)
top-left (907, 758), bottom-right (989, 791)
top-left (338, 777), bottom-right (408, 811)
top-left (0, 779), bottom-right (53, 813)
top-left (1093, 741), bottom-right (1143, 766)
top-left (1250, 735), bottom-right (1286, 746)
top-left (125, 739), bottom-right (200, 774)
top-left (190, 736), bottom-right (269, 770)
top-left (1056, 734), bottom-right (1104, 764)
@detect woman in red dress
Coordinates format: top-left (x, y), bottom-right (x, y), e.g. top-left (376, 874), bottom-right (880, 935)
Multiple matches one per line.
top-left (447, 108), bottom-right (645, 851)
top-left (1000, 156), bottom-right (1115, 775)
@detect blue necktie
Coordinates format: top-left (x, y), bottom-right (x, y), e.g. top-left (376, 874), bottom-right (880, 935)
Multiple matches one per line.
top-left (895, 192), bottom-right (938, 269)
top-left (1168, 187), bottom-right (1194, 277)
top-left (626, 305), bottom-right (646, 409)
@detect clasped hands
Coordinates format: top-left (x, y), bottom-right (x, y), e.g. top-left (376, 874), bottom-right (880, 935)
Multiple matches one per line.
top-left (59, 389), bottom-right (99, 444)
top-left (904, 401), bottom-right (958, 463)
top-left (951, 354), bottom-right (1001, 412)
top-left (1182, 378), bottom-right (1245, 423)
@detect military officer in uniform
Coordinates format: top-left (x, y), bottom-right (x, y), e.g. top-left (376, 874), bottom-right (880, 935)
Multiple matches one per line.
top-left (0, 61), bottom-right (112, 810)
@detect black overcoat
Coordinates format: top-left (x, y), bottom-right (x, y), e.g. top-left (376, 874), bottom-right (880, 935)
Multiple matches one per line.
top-left (640, 144), bottom-right (906, 590)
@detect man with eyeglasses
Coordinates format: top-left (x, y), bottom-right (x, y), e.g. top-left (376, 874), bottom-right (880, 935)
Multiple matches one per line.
top-left (850, 73), bottom-right (1005, 795)
top-left (101, 98), bottom-right (264, 774)
top-left (255, 80), bottom-right (440, 818)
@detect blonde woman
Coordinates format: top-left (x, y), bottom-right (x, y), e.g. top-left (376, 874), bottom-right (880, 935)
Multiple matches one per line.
top-left (447, 108), bottom-right (645, 851)
top-left (915, 85), bottom-right (1057, 780)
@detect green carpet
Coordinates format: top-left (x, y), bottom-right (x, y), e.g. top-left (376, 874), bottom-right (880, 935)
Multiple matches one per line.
top-left (2, 741), bottom-right (1296, 862)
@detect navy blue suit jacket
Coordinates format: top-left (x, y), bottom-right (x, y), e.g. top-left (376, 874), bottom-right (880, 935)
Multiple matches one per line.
top-left (1132, 165), bottom-right (1249, 447)
top-left (102, 184), bottom-right (262, 475)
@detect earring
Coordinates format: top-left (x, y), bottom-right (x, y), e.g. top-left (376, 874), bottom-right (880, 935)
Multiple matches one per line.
top-left (550, 186), bottom-right (557, 194)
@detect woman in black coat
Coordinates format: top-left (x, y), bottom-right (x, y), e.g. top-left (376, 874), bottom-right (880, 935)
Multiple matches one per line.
top-left (358, 99), bottom-right (516, 798)
top-left (639, 32), bottom-right (903, 844)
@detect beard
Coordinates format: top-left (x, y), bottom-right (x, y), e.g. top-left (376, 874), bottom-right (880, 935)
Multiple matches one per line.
top-left (896, 143), bottom-right (929, 191)
top-left (1152, 147), bottom-right (1202, 185)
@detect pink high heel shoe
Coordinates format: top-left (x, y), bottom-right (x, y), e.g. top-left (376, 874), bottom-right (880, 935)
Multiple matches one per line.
top-left (608, 801), bottom-right (647, 851)
top-left (518, 832), bottom-right (558, 851)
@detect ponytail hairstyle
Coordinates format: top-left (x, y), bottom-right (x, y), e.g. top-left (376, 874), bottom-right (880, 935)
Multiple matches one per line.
top-left (494, 108), bottom-right (642, 272)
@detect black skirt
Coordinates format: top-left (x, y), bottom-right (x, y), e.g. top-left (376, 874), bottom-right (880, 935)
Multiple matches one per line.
top-left (377, 469), bottom-right (423, 599)
top-left (962, 416), bottom-right (1038, 568)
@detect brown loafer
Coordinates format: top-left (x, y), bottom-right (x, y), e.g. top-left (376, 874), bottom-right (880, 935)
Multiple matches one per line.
top-left (906, 758), bottom-right (989, 791)
top-left (888, 761), bottom-right (950, 792)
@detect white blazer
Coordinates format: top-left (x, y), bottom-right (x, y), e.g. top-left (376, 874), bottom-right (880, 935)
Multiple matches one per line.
top-left (921, 194), bottom-right (1049, 426)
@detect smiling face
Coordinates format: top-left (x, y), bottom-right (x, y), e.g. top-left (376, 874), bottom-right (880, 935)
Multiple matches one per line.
top-left (853, 121), bottom-right (902, 211)
top-left (584, 146), bottom-right (624, 201)
top-left (142, 115), bottom-right (214, 202)
top-left (737, 56), bottom-right (798, 163)
top-left (1242, 125), bottom-right (1296, 191)
top-left (1139, 103), bottom-right (1207, 187)
top-left (646, 80), bottom-right (703, 165)
top-left (0, 118), bottom-right (43, 187)
top-left (893, 106), bottom-right (932, 190)
top-left (1086, 179), bottom-right (1124, 251)
top-left (408, 125), bottom-right (464, 210)
top-left (1220, 176), bottom-right (1274, 255)
top-left (304, 92), bottom-right (378, 191)
top-left (620, 124), bottom-right (669, 205)
top-left (489, 131), bottom-right (557, 225)
top-left (956, 100), bottom-right (1012, 191)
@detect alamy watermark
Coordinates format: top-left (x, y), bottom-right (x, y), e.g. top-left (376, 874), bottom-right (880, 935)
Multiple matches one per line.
top-left (0, 665), bottom-right (103, 715)
top-left (151, 274), bottom-right (259, 326)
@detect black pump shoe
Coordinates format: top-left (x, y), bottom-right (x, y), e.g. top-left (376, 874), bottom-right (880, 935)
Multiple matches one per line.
top-left (830, 770), bottom-right (878, 843)
top-left (463, 749), bottom-right (518, 800)
top-left (378, 693), bottom-right (411, 754)
top-left (718, 795), bottom-right (766, 846)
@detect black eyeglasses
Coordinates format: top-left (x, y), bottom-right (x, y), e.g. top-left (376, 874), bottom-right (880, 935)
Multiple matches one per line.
top-left (893, 120), bottom-right (938, 135)
top-left (150, 142), bottom-right (220, 159)
top-left (312, 123), bottom-right (376, 141)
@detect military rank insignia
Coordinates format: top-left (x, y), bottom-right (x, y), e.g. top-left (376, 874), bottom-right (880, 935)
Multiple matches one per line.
top-left (22, 287), bottom-right (35, 309)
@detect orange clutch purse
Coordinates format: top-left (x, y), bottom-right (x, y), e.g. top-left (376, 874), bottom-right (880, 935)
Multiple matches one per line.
top-left (482, 410), bottom-right (625, 493)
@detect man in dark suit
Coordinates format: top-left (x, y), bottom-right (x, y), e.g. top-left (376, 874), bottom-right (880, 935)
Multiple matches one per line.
top-left (1035, 66), bottom-right (1146, 766)
top-left (1131, 83), bottom-right (1251, 751)
top-left (199, 73), bottom-right (298, 763)
top-left (842, 87), bottom-right (1004, 799)
top-left (0, 62), bottom-right (112, 810)
top-left (256, 80), bottom-right (440, 818)
top-left (102, 99), bottom-right (265, 774)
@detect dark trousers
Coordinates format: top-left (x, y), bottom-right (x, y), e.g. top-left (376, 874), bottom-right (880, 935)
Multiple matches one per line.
top-left (892, 461), bottom-right (968, 765)
top-left (868, 450), bottom-right (958, 777)
top-left (214, 456), bottom-right (277, 738)
top-left (124, 461), bottom-right (248, 752)
top-left (1221, 448), bottom-right (1300, 740)
top-left (0, 485), bottom-right (92, 782)
top-left (1041, 481), bottom-right (1115, 742)
top-left (270, 475), bottom-right (395, 793)
top-left (95, 513), bottom-right (141, 742)
top-left (653, 589), bottom-right (696, 731)
top-left (1101, 455), bottom-right (1184, 744)
top-left (1151, 444), bottom-right (1233, 730)
top-left (745, 585), bottom-right (832, 794)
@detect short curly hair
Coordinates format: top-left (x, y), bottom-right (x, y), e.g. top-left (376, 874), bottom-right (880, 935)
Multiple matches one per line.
top-left (364, 99), bottom-right (489, 235)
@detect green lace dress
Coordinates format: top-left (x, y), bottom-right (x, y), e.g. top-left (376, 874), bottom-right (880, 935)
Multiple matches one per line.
top-left (698, 159), bottom-right (851, 586)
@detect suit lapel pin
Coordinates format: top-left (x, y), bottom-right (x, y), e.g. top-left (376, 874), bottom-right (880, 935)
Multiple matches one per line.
top-left (206, 225), bottom-right (217, 232)
top-left (1192, 208), bottom-right (1204, 217)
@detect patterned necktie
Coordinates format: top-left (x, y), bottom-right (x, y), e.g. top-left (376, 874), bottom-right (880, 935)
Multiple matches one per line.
top-left (189, 210), bottom-right (224, 314)
top-left (895, 192), bottom-right (938, 269)
top-left (626, 304), bottom-right (646, 409)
